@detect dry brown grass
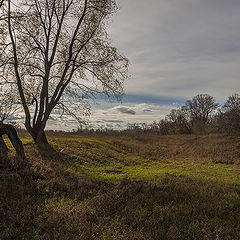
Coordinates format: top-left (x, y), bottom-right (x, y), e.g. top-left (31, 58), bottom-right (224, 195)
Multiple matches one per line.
top-left (105, 133), bottom-right (240, 164)
top-left (1, 132), bottom-right (240, 239)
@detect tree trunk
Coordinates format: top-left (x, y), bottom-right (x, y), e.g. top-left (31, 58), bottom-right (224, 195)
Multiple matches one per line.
top-left (0, 123), bottom-right (26, 162)
top-left (36, 130), bottom-right (48, 145)
top-left (0, 135), bottom-right (9, 165)
top-left (29, 126), bottom-right (49, 145)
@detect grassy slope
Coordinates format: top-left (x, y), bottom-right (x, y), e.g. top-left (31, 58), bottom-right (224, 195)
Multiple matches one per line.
top-left (1, 133), bottom-right (240, 239)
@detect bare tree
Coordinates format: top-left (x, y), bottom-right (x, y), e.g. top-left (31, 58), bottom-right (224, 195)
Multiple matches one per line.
top-left (165, 94), bottom-right (218, 134)
top-left (148, 120), bottom-right (172, 135)
top-left (166, 106), bottom-right (192, 134)
top-left (185, 94), bottom-right (218, 125)
top-left (218, 93), bottom-right (240, 133)
top-left (1, 0), bottom-right (128, 144)
top-left (223, 93), bottom-right (240, 112)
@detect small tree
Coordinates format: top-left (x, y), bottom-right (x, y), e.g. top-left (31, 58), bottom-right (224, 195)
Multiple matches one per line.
top-left (185, 94), bottom-right (219, 124)
top-left (184, 94), bottom-right (218, 133)
top-left (219, 94), bottom-right (240, 133)
top-left (150, 120), bottom-right (172, 135)
top-left (1, 0), bottom-right (128, 144)
top-left (223, 93), bottom-right (240, 111)
top-left (166, 106), bottom-right (192, 134)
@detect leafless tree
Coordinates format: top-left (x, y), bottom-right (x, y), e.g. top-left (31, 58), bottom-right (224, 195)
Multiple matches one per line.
top-left (0, 0), bottom-right (128, 144)
top-left (218, 93), bottom-right (240, 133)
top-left (165, 94), bottom-right (218, 134)
top-left (185, 94), bottom-right (219, 125)
top-left (148, 120), bottom-right (172, 135)
top-left (223, 93), bottom-right (240, 112)
top-left (166, 106), bottom-right (192, 134)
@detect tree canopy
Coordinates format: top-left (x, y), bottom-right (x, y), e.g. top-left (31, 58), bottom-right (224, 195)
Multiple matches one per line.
top-left (0, 0), bottom-right (129, 144)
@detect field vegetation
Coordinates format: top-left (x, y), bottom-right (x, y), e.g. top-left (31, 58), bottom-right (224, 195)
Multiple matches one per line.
top-left (1, 132), bottom-right (240, 239)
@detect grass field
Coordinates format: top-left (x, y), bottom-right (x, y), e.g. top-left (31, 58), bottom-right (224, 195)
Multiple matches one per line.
top-left (1, 132), bottom-right (240, 239)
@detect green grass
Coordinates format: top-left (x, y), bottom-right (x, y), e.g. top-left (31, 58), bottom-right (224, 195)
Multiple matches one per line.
top-left (61, 154), bottom-right (240, 185)
top-left (6, 132), bottom-right (240, 184)
top-left (24, 134), bottom-right (240, 185)
top-left (1, 132), bottom-right (240, 239)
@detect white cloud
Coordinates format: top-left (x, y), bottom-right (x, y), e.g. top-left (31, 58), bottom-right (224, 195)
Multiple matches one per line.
top-left (85, 102), bottom-right (175, 130)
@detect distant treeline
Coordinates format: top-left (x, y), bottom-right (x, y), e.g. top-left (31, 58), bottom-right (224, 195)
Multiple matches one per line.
top-left (74, 93), bottom-right (240, 135)
top-left (127, 93), bottom-right (240, 135)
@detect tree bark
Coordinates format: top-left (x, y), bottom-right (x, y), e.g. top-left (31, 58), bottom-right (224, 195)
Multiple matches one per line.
top-left (0, 123), bottom-right (26, 162)
top-left (0, 135), bottom-right (9, 165)
top-left (36, 130), bottom-right (48, 145)
top-left (29, 127), bottom-right (49, 145)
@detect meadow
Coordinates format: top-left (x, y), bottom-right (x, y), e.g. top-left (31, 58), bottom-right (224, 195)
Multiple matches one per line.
top-left (1, 132), bottom-right (240, 239)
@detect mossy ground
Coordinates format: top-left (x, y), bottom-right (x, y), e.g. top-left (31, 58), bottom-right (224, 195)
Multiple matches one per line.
top-left (1, 132), bottom-right (240, 239)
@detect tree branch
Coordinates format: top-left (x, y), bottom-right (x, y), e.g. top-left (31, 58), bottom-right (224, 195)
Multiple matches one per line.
top-left (7, 0), bottom-right (31, 130)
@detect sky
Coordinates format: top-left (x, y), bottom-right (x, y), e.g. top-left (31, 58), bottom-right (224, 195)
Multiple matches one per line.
top-left (84, 0), bottom-right (240, 130)
top-left (110, 0), bottom-right (240, 98)
top-left (10, 0), bottom-right (240, 130)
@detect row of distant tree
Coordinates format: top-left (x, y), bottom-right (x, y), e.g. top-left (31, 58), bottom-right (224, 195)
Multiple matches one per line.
top-left (126, 94), bottom-right (240, 135)
top-left (72, 93), bottom-right (240, 136)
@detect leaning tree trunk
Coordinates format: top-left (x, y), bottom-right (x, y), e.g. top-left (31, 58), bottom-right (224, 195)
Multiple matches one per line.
top-left (0, 122), bottom-right (26, 164)
top-left (0, 135), bottom-right (9, 165)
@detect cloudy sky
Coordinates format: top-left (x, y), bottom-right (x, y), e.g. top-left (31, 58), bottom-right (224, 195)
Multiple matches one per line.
top-left (80, 0), bottom-right (240, 130)
top-left (110, 0), bottom-right (240, 98)
top-left (13, 0), bottom-right (240, 130)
